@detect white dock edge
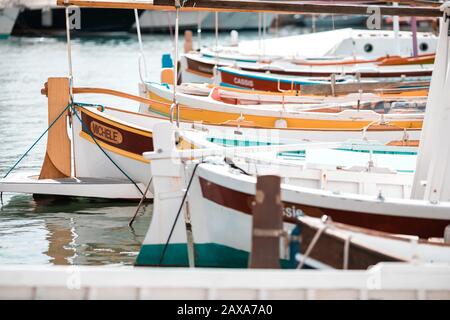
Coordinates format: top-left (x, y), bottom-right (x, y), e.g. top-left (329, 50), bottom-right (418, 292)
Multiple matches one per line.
top-left (0, 263), bottom-right (449, 300)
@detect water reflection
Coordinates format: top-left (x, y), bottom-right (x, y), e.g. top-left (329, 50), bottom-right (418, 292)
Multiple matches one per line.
top-left (0, 194), bottom-right (152, 265)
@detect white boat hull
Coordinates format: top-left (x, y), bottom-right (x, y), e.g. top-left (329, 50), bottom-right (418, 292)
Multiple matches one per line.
top-left (136, 124), bottom-right (450, 268)
top-left (0, 8), bottom-right (19, 39)
top-left (142, 82), bottom-right (423, 145)
top-left (211, 29), bottom-right (437, 60)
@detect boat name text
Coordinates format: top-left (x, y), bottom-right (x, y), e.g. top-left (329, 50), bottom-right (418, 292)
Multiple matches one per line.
top-left (233, 77), bottom-right (254, 88)
top-left (283, 205), bottom-right (303, 219)
top-left (90, 121), bottom-right (123, 145)
top-left (197, 65), bottom-right (213, 74)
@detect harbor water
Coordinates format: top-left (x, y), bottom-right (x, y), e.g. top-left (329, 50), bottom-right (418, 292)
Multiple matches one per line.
top-left (0, 29), bottom-right (305, 266)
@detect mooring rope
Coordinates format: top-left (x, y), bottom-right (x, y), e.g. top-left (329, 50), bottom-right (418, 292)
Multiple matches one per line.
top-left (0, 103), bottom-right (72, 206)
top-left (2, 103), bottom-right (72, 180)
top-left (158, 162), bottom-right (201, 266)
top-left (129, 176), bottom-right (153, 227)
top-left (297, 216), bottom-right (331, 269)
top-left (1, 102), bottom-right (145, 199)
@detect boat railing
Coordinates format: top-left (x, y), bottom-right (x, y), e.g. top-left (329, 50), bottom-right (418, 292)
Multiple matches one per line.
top-left (144, 139), bottom-right (342, 161)
top-left (41, 84), bottom-right (172, 108)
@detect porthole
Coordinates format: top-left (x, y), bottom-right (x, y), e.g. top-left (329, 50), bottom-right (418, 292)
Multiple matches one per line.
top-left (419, 42), bottom-right (429, 52)
top-left (364, 43), bottom-right (373, 53)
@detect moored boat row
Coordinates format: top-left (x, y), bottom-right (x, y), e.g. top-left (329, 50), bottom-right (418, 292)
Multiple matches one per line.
top-left (1, 0), bottom-right (450, 299)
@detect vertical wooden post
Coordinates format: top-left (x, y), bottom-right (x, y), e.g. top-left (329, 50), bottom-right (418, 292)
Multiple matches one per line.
top-left (249, 175), bottom-right (282, 269)
top-left (39, 77), bottom-right (72, 179)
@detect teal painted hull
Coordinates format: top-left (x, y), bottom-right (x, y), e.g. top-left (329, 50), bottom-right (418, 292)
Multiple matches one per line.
top-left (0, 34), bottom-right (9, 40)
top-left (136, 243), bottom-right (297, 268)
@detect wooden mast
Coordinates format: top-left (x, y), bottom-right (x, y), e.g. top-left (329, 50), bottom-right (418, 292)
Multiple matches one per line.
top-left (56, 0), bottom-right (442, 17)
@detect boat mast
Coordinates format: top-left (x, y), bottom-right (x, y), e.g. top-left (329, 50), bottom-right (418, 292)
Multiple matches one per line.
top-left (172, 0), bottom-right (180, 126)
top-left (213, 11), bottom-right (219, 84)
top-left (412, 3), bottom-right (450, 202)
top-left (393, 2), bottom-right (400, 56)
top-left (64, 4), bottom-right (77, 177)
top-left (197, 11), bottom-right (202, 49)
top-left (64, 6), bottom-right (73, 104)
top-left (411, 14), bottom-right (419, 56)
top-left (263, 12), bottom-right (267, 58)
top-left (258, 12), bottom-right (261, 55)
top-left (134, 8), bottom-right (148, 83)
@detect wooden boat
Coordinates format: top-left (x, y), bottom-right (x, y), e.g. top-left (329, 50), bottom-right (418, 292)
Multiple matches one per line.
top-left (217, 66), bottom-right (432, 92)
top-left (218, 66), bottom-right (361, 92)
top-left (137, 1), bottom-right (450, 268)
top-left (3, 79), bottom-right (420, 199)
top-left (0, 0), bottom-right (437, 202)
top-left (199, 28), bottom-right (437, 62)
top-left (136, 123), bottom-right (450, 268)
top-left (190, 163), bottom-right (450, 268)
top-left (0, 83), bottom-right (153, 199)
top-left (0, 80), bottom-right (207, 200)
top-left (181, 26), bottom-right (437, 83)
top-left (0, 95), bottom-right (418, 201)
top-left (142, 82), bottom-right (424, 144)
top-left (135, 2), bottom-right (450, 269)
top-left (182, 52), bottom-right (435, 84)
top-left (206, 83), bottom-right (429, 106)
top-left (4, 0), bottom-right (443, 272)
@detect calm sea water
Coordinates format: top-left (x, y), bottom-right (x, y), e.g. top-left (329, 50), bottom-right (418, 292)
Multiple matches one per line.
top-left (0, 29), bottom-right (308, 266)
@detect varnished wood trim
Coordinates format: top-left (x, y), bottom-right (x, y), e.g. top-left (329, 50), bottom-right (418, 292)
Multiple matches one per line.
top-left (39, 78), bottom-right (71, 179)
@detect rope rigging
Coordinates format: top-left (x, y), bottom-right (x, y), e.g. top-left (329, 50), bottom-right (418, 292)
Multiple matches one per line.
top-left (2, 103), bottom-right (71, 180)
top-left (70, 103), bottom-right (145, 197)
top-left (0, 103), bottom-right (72, 206)
top-left (0, 102), bottom-right (146, 205)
